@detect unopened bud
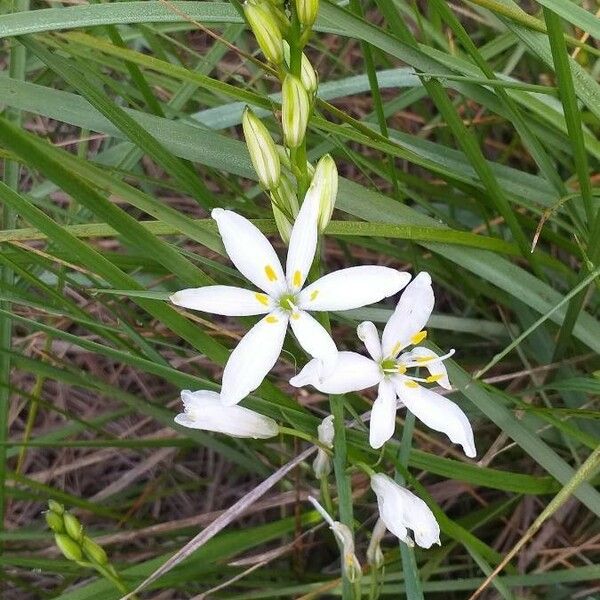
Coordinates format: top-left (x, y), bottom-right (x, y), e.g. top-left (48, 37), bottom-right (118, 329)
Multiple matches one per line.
top-left (55, 533), bottom-right (83, 562)
top-left (244, 1), bottom-right (284, 64)
top-left (367, 518), bottom-right (387, 568)
top-left (270, 173), bottom-right (299, 244)
top-left (48, 500), bottom-right (64, 515)
top-left (243, 107), bottom-right (280, 190)
top-left (82, 537), bottom-right (108, 565)
top-left (309, 154), bottom-right (338, 232)
top-left (282, 75), bottom-right (310, 148)
top-left (283, 42), bottom-right (318, 95)
top-left (63, 513), bottom-right (83, 542)
top-left (313, 415), bottom-right (334, 478)
top-left (45, 511), bottom-right (64, 533)
top-left (295, 0), bottom-right (319, 28)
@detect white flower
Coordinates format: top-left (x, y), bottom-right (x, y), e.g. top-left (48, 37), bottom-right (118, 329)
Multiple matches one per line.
top-left (290, 272), bottom-right (476, 457)
top-left (370, 474), bottom-right (440, 549)
top-left (308, 496), bottom-right (361, 582)
top-left (174, 390), bottom-right (278, 439)
top-left (171, 181), bottom-right (410, 406)
top-left (313, 414), bottom-right (334, 478)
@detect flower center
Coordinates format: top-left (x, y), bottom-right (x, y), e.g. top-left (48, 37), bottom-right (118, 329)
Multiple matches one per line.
top-left (278, 292), bottom-right (299, 312)
top-left (380, 358), bottom-right (397, 372)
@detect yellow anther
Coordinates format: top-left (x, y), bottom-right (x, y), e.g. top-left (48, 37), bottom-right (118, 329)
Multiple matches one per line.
top-left (410, 330), bottom-right (427, 345)
top-left (265, 265), bottom-right (278, 281)
top-left (397, 365), bottom-right (407, 374)
top-left (310, 289), bottom-right (319, 301)
top-left (293, 270), bottom-right (302, 287)
top-left (426, 374), bottom-right (443, 383)
top-left (265, 315), bottom-right (279, 324)
top-left (291, 312), bottom-right (301, 320)
top-left (404, 380), bottom-right (419, 389)
top-left (390, 341), bottom-right (402, 356)
top-left (416, 355), bottom-right (435, 364)
top-left (255, 293), bottom-right (269, 306)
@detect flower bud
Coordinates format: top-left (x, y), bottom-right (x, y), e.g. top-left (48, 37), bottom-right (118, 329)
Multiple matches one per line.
top-left (270, 172), bottom-right (299, 244)
top-left (55, 533), bottom-right (83, 562)
top-left (281, 75), bottom-right (310, 149)
top-left (313, 415), bottom-right (334, 478)
top-left (295, 0), bottom-right (319, 28)
top-left (48, 500), bottom-right (64, 515)
top-left (63, 513), bottom-right (83, 542)
top-left (82, 536), bottom-right (109, 565)
top-left (45, 511), bottom-right (64, 533)
top-left (366, 518), bottom-right (386, 568)
top-left (244, 1), bottom-right (284, 65)
top-left (309, 154), bottom-right (338, 232)
top-left (283, 42), bottom-right (318, 95)
top-left (243, 107), bottom-right (281, 190)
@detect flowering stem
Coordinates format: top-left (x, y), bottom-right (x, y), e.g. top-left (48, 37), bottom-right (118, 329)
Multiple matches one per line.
top-left (329, 394), bottom-right (355, 599)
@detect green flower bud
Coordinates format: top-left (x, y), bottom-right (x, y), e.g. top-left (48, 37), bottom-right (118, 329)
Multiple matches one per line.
top-left (367, 518), bottom-right (386, 568)
top-left (82, 536), bottom-right (108, 566)
top-left (295, 0), bottom-right (319, 28)
top-left (55, 533), bottom-right (83, 562)
top-left (63, 512), bottom-right (83, 542)
top-left (243, 107), bottom-right (281, 190)
top-left (270, 173), bottom-right (299, 244)
top-left (281, 75), bottom-right (310, 149)
top-left (48, 500), bottom-right (64, 515)
top-left (45, 511), bottom-right (64, 533)
top-left (283, 42), bottom-right (318, 95)
top-left (309, 154), bottom-right (338, 232)
top-left (244, 1), bottom-right (284, 64)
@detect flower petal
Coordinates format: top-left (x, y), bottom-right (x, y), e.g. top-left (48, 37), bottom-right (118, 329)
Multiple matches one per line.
top-left (382, 272), bottom-right (434, 358)
top-left (357, 321), bottom-right (382, 361)
top-left (175, 390), bottom-right (278, 438)
top-left (285, 184), bottom-right (319, 292)
top-left (170, 285), bottom-right (272, 316)
top-left (299, 267), bottom-right (411, 311)
top-left (289, 310), bottom-right (338, 374)
top-left (398, 346), bottom-right (453, 390)
top-left (289, 351), bottom-right (382, 393)
top-left (369, 379), bottom-right (397, 449)
top-left (370, 474), bottom-right (410, 543)
top-left (221, 311), bottom-right (288, 405)
top-left (212, 208), bottom-right (285, 295)
top-left (393, 376), bottom-right (476, 458)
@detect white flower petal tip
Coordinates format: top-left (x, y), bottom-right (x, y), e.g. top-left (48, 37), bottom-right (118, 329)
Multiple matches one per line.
top-left (210, 207), bottom-right (226, 220)
top-left (175, 390), bottom-right (278, 439)
top-left (357, 321), bottom-right (382, 361)
top-left (370, 473), bottom-right (440, 550)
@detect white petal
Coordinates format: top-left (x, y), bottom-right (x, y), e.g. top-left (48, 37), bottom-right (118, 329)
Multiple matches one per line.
top-left (289, 310), bottom-right (338, 374)
top-left (285, 184), bottom-right (319, 292)
top-left (220, 311), bottom-right (288, 405)
top-left (289, 351), bottom-right (382, 394)
top-left (317, 414), bottom-right (335, 447)
top-left (312, 450), bottom-right (331, 478)
top-left (393, 376), bottom-right (476, 458)
top-left (370, 474), bottom-right (410, 542)
top-left (382, 272), bottom-right (434, 358)
top-left (399, 346), bottom-right (453, 390)
top-left (175, 390), bottom-right (278, 438)
top-left (357, 321), bottom-right (382, 361)
top-left (299, 267), bottom-right (410, 311)
top-left (212, 208), bottom-right (285, 295)
top-left (170, 285), bottom-right (272, 316)
top-left (369, 379), bottom-right (397, 449)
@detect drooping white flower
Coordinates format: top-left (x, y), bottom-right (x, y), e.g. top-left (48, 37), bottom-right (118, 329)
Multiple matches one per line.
top-left (171, 179), bottom-right (410, 406)
top-left (313, 414), bottom-right (334, 478)
top-left (308, 496), bottom-right (361, 582)
top-left (290, 272), bottom-right (476, 457)
top-left (370, 474), bottom-right (440, 549)
top-left (174, 390), bottom-right (278, 439)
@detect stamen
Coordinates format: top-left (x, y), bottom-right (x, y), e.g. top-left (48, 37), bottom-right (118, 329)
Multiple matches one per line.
top-left (390, 341), bottom-right (402, 356)
top-left (404, 380), bottom-right (419, 389)
top-left (255, 293), bottom-right (269, 306)
top-left (310, 289), bottom-right (319, 301)
top-left (415, 355), bottom-right (435, 364)
top-left (265, 265), bottom-right (278, 281)
top-left (426, 374), bottom-right (443, 383)
top-left (265, 315), bottom-right (279, 324)
top-left (293, 270), bottom-right (302, 287)
top-left (291, 312), bottom-right (301, 320)
top-left (397, 365), bottom-right (407, 374)
top-left (410, 330), bottom-right (427, 345)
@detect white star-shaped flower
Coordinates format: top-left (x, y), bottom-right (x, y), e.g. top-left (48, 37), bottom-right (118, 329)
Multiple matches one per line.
top-left (170, 181), bottom-right (410, 405)
top-left (290, 272), bottom-right (476, 457)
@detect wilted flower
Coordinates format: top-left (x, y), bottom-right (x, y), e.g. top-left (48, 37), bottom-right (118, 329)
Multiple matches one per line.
top-left (290, 272), bottom-right (476, 456)
top-left (366, 518), bottom-right (386, 567)
top-left (244, 1), bottom-right (284, 64)
top-left (171, 176), bottom-right (408, 406)
top-left (309, 496), bottom-right (361, 582)
top-left (313, 414), bottom-right (334, 478)
top-left (281, 74), bottom-right (310, 148)
top-left (243, 107), bottom-right (280, 190)
top-left (174, 390), bottom-right (278, 439)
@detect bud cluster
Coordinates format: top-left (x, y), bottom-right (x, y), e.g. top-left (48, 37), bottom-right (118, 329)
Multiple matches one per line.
top-left (242, 0), bottom-right (338, 242)
top-left (45, 501), bottom-right (119, 580)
